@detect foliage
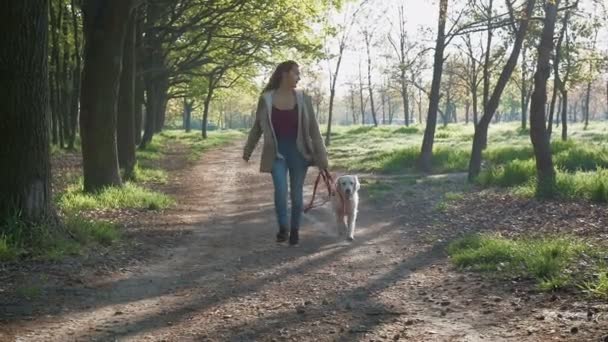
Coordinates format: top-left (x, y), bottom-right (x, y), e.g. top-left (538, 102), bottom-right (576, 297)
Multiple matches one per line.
top-left (448, 233), bottom-right (596, 292)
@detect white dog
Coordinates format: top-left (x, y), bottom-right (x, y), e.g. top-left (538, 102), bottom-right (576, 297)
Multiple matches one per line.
top-left (331, 175), bottom-right (360, 241)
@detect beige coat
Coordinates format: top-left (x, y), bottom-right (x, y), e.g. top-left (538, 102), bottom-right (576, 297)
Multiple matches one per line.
top-left (243, 89), bottom-right (329, 173)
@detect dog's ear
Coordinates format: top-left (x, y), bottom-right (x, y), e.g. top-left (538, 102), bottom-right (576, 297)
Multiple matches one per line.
top-left (334, 177), bottom-right (342, 193)
top-left (354, 175), bottom-right (360, 191)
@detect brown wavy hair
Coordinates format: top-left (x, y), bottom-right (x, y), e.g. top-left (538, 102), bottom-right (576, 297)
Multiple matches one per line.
top-left (262, 60), bottom-right (299, 93)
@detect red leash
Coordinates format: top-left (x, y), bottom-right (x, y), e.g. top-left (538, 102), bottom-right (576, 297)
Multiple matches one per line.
top-left (303, 169), bottom-right (335, 213)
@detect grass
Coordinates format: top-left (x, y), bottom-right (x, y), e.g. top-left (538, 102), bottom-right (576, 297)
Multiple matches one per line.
top-left (130, 164), bottom-right (168, 184)
top-left (0, 214), bottom-right (120, 262)
top-left (150, 129), bottom-right (245, 162)
top-left (3, 129), bottom-right (242, 263)
top-left (57, 181), bottom-right (174, 213)
top-left (447, 233), bottom-right (596, 291)
top-left (581, 267), bottom-right (608, 299)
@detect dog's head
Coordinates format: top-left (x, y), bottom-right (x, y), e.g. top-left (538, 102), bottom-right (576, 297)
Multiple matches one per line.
top-left (336, 175), bottom-right (360, 200)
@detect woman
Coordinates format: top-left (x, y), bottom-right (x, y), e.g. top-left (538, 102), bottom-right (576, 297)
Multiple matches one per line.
top-left (243, 60), bottom-right (329, 246)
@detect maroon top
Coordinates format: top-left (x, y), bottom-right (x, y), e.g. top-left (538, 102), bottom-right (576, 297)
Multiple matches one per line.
top-left (271, 105), bottom-right (299, 140)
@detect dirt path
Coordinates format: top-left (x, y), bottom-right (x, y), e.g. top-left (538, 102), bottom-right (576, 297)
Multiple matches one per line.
top-left (1, 141), bottom-right (607, 341)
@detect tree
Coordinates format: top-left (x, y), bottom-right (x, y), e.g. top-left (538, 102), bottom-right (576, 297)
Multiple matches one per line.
top-left (467, 0), bottom-right (536, 181)
top-left (117, 12), bottom-right (137, 179)
top-left (529, 0), bottom-right (559, 197)
top-left (547, 0), bottom-right (577, 138)
top-left (0, 1), bottom-right (53, 221)
top-left (68, 0), bottom-right (83, 150)
top-left (388, 5), bottom-right (415, 127)
top-left (323, 1), bottom-right (367, 144)
top-left (418, 0), bottom-right (448, 172)
top-left (80, 0), bottom-right (134, 192)
top-left (362, 27), bottom-right (379, 126)
top-left (456, 33), bottom-right (484, 125)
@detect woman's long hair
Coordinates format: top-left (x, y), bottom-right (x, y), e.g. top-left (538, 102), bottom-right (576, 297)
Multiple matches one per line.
top-left (262, 60), bottom-right (298, 93)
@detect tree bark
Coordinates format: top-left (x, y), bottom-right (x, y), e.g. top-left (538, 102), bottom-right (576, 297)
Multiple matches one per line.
top-left (49, 0), bottom-right (60, 146)
top-left (418, 0), bottom-right (448, 172)
top-left (68, 0), bottom-right (82, 150)
top-left (183, 98), bottom-right (193, 133)
top-left (549, 3), bottom-right (570, 139)
top-left (584, 81), bottom-right (591, 129)
top-left (468, 0), bottom-right (536, 181)
top-left (117, 12), bottom-right (137, 179)
top-left (365, 31), bottom-right (378, 127)
top-left (133, 8), bottom-right (144, 145)
top-left (529, 0), bottom-right (558, 197)
top-left (139, 1), bottom-right (167, 149)
top-left (520, 46), bottom-right (529, 130)
top-left (61, 4), bottom-right (72, 148)
top-left (325, 41), bottom-right (345, 145)
top-left (0, 1), bottom-right (53, 221)
top-left (80, 0), bottom-right (134, 192)
top-left (561, 90), bottom-right (568, 140)
top-left (202, 87), bottom-right (213, 139)
top-left (358, 60), bottom-right (366, 125)
top-left (482, 0), bottom-right (494, 113)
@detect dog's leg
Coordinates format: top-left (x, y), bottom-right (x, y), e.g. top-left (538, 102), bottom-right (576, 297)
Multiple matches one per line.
top-left (346, 197), bottom-right (358, 241)
top-left (335, 210), bottom-right (347, 237)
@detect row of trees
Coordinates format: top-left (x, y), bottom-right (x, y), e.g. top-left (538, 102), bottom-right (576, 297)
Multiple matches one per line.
top-left (414, 0), bottom-right (607, 194)
top-left (314, 0), bottom-right (606, 133)
top-left (0, 0), bottom-right (343, 224)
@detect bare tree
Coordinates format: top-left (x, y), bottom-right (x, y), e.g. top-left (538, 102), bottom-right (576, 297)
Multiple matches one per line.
top-left (548, 0), bottom-right (577, 138)
top-left (362, 27), bottom-right (379, 126)
top-left (418, 0), bottom-right (449, 172)
top-left (468, 0), bottom-right (536, 181)
top-left (324, 1), bottom-right (368, 145)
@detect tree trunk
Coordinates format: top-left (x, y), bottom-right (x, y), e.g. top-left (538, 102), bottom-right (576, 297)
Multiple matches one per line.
top-left (584, 81), bottom-right (591, 129)
top-left (562, 90), bottom-right (568, 141)
top-left (388, 93), bottom-right (394, 124)
top-left (529, 0), bottom-right (558, 197)
top-left (381, 89), bottom-right (386, 124)
top-left (202, 82), bottom-right (214, 139)
top-left (117, 13), bottom-right (136, 179)
top-left (139, 77), bottom-right (168, 148)
top-left (365, 33), bottom-right (378, 127)
top-left (49, 0), bottom-right (60, 146)
top-left (326, 88), bottom-right (336, 144)
top-left (400, 72), bottom-right (409, 126)
top-left (358, 61), bottom-right (366, 125)
top-left (183, 98), bottom-right (193, 133)
top-left (133, 8), bottom-right (144, 145)
top-left (61, 4), bottom-right (72, 149)
top-left (68, 0), bottom-right (82, 150)
top-left (80, 0), bottom-right (133, 192)
top-left (0, 1), bottom-right (53, 221)
top-left (465, 99), bottom-right (470, 124)
top-left (482, 0), bottom-right (494, 113)
top-left (520, 46), bottom-right (528, 130)
top-left (468, 0), bottom-right (536, 181)
top-left (349, 86), bottom-right (357, 124)
top-left (326, 41), bottom-right (345, 144)
top-left (418, 0), bottom-right (448, 172)
top-left (138, 1), bottom-right (167, 148)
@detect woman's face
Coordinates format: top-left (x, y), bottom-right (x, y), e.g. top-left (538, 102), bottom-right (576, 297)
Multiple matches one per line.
top-left (282, 65), bottom-right (300, 88)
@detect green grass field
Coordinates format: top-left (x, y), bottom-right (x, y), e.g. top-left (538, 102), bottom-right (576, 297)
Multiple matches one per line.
top-left (325, 121), bottom-right (608, 202)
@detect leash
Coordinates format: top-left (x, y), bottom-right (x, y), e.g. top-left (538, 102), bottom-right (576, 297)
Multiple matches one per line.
top-left (303, 169), bottom-right (335, 213)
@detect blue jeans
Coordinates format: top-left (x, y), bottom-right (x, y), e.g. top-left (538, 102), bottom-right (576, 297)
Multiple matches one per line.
top-left (271, 138), bottom-right (310, 231)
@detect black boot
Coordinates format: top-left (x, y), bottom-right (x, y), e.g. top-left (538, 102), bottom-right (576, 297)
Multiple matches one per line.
top-left (276, 226), bottom-right (288, 243)
top-left (289, 228), bottom-right (299, 246)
